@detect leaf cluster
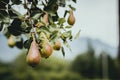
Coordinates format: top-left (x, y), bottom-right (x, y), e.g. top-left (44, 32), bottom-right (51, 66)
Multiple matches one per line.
top-left (0, 0), bottom-right (79, 57)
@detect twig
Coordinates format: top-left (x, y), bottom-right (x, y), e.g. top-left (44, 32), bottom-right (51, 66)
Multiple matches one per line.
top-left (24, 0), bottom-right (37, 38)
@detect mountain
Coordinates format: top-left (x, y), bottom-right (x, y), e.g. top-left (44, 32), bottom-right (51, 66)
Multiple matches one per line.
top-left (0, 33), bottom-right (118, 62)
top-left (54, 37), bottom-right (118, 60)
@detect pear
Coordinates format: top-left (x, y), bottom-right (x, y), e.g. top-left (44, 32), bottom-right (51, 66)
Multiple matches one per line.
top-left (53, 41), bottom-right (62, 50)
top-left (67, 10), bottom-right (75, 25)
top-left (26, 38), bottom-right (41, 67)
top-left (41, 42), bottom-right (53, 58)
top-left (8, 35), bottom-right (16, 48)
top-left (42, 13), bottom-right (49, 26)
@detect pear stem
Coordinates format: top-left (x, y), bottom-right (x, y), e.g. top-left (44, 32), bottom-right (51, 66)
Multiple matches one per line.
top-left (24, 0), bottom-right (37, 42)
top-left (31, 32), bottom-right (37, 42)
top-left (23, 0), bottom-right (35, 29)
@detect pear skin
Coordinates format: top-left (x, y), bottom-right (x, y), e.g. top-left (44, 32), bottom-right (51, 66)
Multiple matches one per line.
top-left (43, 13), bottom-right (49, 26)
top-left (53, 41), bottom-right (61, 50)
top-left (41, 42), bottom-right (53, 58)
top-left (67, 10), bottom-right (75, 25)
top-left (26, 39), bottom-right (41, 67)
top-left (8, 35), bottom-right (16, 47)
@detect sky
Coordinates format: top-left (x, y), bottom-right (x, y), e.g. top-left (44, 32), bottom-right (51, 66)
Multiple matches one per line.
top-left (70, 0), bottom-right (119, 48)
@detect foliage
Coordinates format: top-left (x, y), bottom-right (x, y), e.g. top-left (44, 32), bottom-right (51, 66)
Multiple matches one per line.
top-left (0, 0), bottom-right (80, 66)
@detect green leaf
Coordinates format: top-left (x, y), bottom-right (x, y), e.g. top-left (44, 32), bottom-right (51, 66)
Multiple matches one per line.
top-left (51, 23), bottom-right (57, 28)
top-left (61, 47), bottom-right (65, 57)
top-left (0, 10), bottom-right (10, 23)
top-left (16, 37), bottom-right (23, 49)
top-left (11, 18), bottom-right (22, 26)
top-left (8, 18), bottom-right (23, 36)
top-left (0, 0), bottom-right (10, 5)
top-left (44, 0), bottom-right (58, 12)
top-left (24, 37), bottom-right (33, 49)
top-left (58, 18), bottom-right (66, 25)
top-left (23, 27), bottom-right (32, 33)
top-left (32, 13), bottom-right (41, 20)
top-left (62, 31), bottom-right (72, 38)
top-left (65, 25), bottom-right (72, 28)
top-left (8, 25), bottom-right (22, 36)
top-left (0, 10), bottom-right (9, 19)
top-left (52, 12), bottom-right (59, 22)
top-left (32, 0), bottom-right (38, 5)
top-left (50, 30), bottom-right (59, 41)
top-left (8, 5), bottom-right (19, 19)
top-left (74, 30), bottom-right (81, 39)
top-left (61, 31), bottom-right (72, 42)
top-left (58, 0), bottom-right (66, 7)
top-left (40, 26), bottom-right (51, 33)
top-left (3, 27), bottom-right (11, 38)
top-left (72, 0), bottom-right (76, 3)
top-left (0, 0), bottom-right (9, 10)
top-left (68, 5), bottom-right (76, 11)
top-left (11, 0), bottom-right (22, 5)
top-left (30, 7), bottom-right (42, 17)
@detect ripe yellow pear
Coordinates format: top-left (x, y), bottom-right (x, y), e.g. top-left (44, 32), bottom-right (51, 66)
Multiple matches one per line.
top-left (26, 39), bottom-right (41, 67)
top-left (67, 10), bottom-right (75, 25)
top-left (8, 35), bottom-right (16, 47)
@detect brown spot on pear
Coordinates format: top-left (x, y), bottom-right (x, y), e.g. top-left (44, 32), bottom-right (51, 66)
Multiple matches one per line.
top-left (67, 10), bottom-right (75, 25)
top-left (26, 39), bottom-right (41, 67)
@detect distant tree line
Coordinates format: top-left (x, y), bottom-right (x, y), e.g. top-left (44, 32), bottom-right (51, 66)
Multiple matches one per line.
top-left (71, 43), bottom-right (120, 80)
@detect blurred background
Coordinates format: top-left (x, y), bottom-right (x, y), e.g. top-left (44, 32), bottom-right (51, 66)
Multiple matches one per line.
top-left (0, 0), bottom-right (120, 80)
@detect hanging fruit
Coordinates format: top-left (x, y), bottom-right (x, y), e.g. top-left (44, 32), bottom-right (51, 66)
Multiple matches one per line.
top-left (67, 10), bottom-right (75, 25)
top-left (26, 34), bottom-right (41, 67)
top-left (0, 0), bottom-right (79, 67)
top-left (42, 12), bottom-right (49, 27)
top-left (8, 35), bottom-right (16, 48)
top-left (53, 41), bottom-right (62, 50)
top-left (41, 42), bottom-right (53, 58)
